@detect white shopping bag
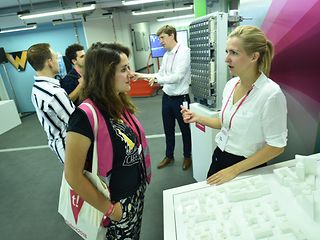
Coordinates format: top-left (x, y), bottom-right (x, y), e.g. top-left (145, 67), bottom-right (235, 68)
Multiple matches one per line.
top-left (58, 172), bottom-right (109, 240)
top-left (58, 102), bottom-right (110, 240)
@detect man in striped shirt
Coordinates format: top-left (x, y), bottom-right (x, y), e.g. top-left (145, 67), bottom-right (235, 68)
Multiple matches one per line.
top-left (27, 43), bottom-right (75, 163)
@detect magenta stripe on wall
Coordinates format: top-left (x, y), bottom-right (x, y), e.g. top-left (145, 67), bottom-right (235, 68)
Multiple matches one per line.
top-left (259, 0), bottom-right (320, 155)
top-left (262, 0), bottom-right (320, 103)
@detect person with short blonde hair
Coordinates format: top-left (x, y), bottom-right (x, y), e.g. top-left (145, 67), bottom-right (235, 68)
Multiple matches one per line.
top-left (135, 24), bottom-right (192, 171)
top-left (156, 24), bottom-right (177, 42)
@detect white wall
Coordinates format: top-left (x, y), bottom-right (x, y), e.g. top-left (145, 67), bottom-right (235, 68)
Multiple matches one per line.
top-left (0, 73), bottom-right (9, 101)
top-left (130, 22), bottom-right (151, 71)
top-left (238, 0), bottom-right (272, 27)
top-left (82, 9), bottom-right (157, 71)
top-left (83, 17), bottom-right (116, 47)
top-left (82, 9), bottom-right (195, 72)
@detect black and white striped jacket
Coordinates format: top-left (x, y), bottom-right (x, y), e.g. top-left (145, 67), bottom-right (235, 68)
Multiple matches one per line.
top-left (31, 76), bottom-right (75, 163)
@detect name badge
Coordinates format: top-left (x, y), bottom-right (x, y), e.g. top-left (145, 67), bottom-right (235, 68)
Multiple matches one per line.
top-left (216, 127), bottom-right (229, 151)
top-left (138, 144), bottom-right (142, 155)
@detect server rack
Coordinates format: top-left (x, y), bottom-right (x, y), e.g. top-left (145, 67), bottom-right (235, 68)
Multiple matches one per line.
top-left (189, 12), bottom-right (228, 109)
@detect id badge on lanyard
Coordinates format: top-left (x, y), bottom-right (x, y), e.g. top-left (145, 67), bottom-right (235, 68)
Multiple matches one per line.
top-left (138, 144), bottom-right (142, 155)
top-left (217, 127), bottom-right (229, 151)
top-left (165, 45), bottom-right (180, 74)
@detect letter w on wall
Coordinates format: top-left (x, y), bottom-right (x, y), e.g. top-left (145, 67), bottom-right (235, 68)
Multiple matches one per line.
top-left (6, 51), bottom-right (27, 71)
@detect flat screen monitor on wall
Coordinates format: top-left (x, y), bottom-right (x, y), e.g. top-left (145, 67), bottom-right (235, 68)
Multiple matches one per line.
top-left (149, 30), bottom-right (189, 58)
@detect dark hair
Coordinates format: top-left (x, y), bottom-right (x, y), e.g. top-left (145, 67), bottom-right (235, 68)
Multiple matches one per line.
top-left (228, 26), bottom-right (274, 76)
top-left (156, 25), bottom-right (177, 42)
top-left (65, 43), bottom-right (84, 63)
top-left (82, 42), bottom-right (136, 119)
top-left (27, 43), bottom-right (51, 71)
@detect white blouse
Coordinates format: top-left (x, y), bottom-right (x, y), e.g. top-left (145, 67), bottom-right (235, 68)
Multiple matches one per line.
top-left (215, 73), bottom-right (288, 157)
top-left (155, 43), bottom-right (191, 96)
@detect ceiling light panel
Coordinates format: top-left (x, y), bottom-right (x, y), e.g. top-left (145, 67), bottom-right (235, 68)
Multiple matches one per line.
top-left (0, 24), bottom-right (37, 34)
top-left (122, 0), bottom-right (165, 6)
top-left (157, 14), bottom-right (195, 22)
top-left (132, 5), bottom-right (193, 15)
top-left (19, 4), bottom-right (96, 20)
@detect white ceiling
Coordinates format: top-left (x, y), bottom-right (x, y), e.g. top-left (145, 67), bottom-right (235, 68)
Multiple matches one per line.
top-left (0, 0), bottom-right (193, 29)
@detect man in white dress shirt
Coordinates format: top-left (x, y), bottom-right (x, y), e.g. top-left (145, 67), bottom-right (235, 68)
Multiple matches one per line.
top-left (27, 43), bottom-right (75, 163)
top-left (136, 25), bottom-right (192, 170)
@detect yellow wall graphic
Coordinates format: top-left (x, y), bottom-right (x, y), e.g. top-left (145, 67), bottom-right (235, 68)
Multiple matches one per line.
top-left (6, 50), bottom-right (28, 71)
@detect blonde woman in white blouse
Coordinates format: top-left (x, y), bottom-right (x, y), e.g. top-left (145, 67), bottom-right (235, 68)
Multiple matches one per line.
top-left (181, 25), bottom-right (288, 185)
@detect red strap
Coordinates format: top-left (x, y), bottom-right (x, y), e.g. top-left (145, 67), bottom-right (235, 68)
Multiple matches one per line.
top-left (221, 81), bottom-right (253, 129)
top-left (121, 110), bottom-right (141, 145)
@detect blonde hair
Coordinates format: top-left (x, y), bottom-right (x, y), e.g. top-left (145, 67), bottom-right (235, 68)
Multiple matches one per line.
top-left (228, 26), bottom-right (274, 76)
top-left (156, 25), bottom-right (177, 42)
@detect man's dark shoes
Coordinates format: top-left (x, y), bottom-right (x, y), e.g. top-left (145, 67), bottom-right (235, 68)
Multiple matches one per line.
top-left (157, 157), bottom-right (174, 169)
top-left (182, 157), bottom-right (192, 170)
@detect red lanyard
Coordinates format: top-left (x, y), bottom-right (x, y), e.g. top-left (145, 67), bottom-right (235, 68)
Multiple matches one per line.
top-left (121, 111), bottom-right (140, 145)
top-left (221, 80), bottom-right (253, 129)
top-left (166, 44), bottom-right (180, 72)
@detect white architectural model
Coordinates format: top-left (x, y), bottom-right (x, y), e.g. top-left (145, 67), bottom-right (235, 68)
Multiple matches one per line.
top-left (173, 155), bottom-right (320, 240)
top-left (273, 154), bottom-right (320, 222)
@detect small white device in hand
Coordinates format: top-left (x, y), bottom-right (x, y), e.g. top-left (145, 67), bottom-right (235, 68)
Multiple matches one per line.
top-left (182, 101), bottom-right (188, 109)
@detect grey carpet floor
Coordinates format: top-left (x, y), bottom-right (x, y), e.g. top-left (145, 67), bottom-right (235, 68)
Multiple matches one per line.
top-left (0, 92), bottom-right (196, 240)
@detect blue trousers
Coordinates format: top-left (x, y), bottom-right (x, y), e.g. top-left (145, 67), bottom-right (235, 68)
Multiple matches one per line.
top-left (162, 93), bottom-right (191, 159)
